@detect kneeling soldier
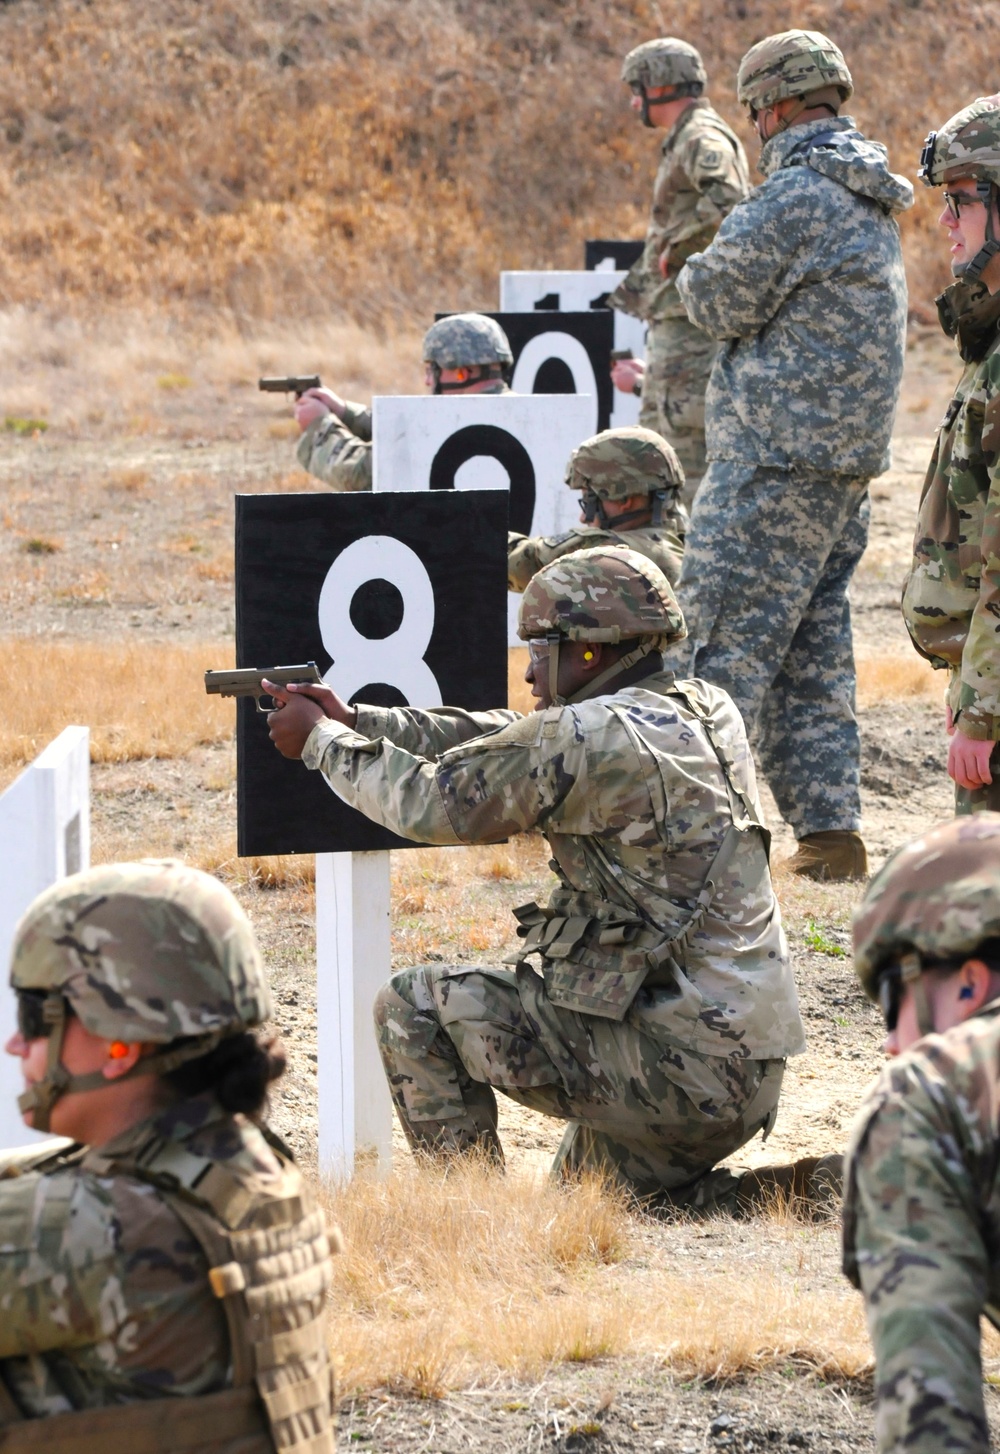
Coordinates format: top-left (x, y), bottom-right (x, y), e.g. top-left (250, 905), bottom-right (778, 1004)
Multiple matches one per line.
top-left (506, 425), bottom-right (687, 592)
top-left (0, 859), bottom-right (338, 1452)
top-left (267, 548), bottom-right (810, 1208)
top-left (845, 814), bottom-right (1000, 1453)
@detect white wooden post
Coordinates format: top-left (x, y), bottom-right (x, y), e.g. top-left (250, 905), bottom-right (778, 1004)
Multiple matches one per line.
top-left (315, 849), bottom-right (393, 1178)
top-left (0, 727), bottom-right (90, 1146)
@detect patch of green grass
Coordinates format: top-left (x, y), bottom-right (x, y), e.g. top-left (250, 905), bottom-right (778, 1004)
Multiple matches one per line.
top-left (5, 415), bottom-right (48, 434)
top-left (22, 536), bottom-right (59, 555)
top-left (156, 373), bottom-right (193, 390)
top-left (803, 921), bottom-right (847, 958)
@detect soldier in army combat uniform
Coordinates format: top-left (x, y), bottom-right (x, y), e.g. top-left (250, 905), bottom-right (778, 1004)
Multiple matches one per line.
top-left (295, 313), bottom-right (513, 491)
top-left (265, 548), bottom-right (839, 1212)
top-left (902, 97), bottom-right (1000, 815)
top-left (844, 814), bottom-right (1000, 1454)
top-left (0, 859), bottom-right (337, 1452)
top-left (507, 425), bottom-right (687, 592)
top-left (670, 30), bottom-right (913, 882)
top-left (608, 39), bottom-right (749, 508)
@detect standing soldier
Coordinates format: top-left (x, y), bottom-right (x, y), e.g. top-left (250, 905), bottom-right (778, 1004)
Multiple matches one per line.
top-left (295, 313), bottom-right (513, 490)
top-left (265, 548), bottom-right (833, 1213)
top-left (0, 859), bottom-right (338, 1451)
top-left (507, 425), bottom-right (687, 591)
top-left (608, 39), bottom-right (750, 508)
top-left (844, 814), bottom-right (1000, 1454)
top-left (671, 30), bottom-right (913, 881)
top-left (902, 97), bottom-right (1000, 814)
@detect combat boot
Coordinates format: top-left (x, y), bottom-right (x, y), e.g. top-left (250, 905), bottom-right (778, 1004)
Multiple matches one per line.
top-left (786, 830), bottom-right (868, 882)
top-left (733, 1154), bottom-right (843, 1219)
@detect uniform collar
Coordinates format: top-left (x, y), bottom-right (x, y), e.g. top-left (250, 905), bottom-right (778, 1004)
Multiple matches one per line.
top-left (759, 114), bottom-right (855, 177)
top-left (661, 97), bottom-right (711, 152)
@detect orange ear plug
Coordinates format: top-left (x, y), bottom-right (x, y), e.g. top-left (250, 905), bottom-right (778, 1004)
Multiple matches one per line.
top-left (108, 1042), bottom-right (130, 1060)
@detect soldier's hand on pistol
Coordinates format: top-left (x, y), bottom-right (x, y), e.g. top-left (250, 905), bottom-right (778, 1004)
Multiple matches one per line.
top-left (611, 357), bottom-right (645, 395)
top-left (263, 679), bottom-right (357, 759)
top-left (294, 387), bottom-right (345, 432)
top-left (947, 726), bottom-right (994, 791)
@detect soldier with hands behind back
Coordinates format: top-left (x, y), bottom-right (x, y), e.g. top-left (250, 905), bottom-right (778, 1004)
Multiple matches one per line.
top-left (295, 313), bottom-right (513, 491)
top-left (506, 425), bottom-right (687, 592)
top-left (844, 815), bottom-right (1000, 1454)
top-left (902, 97), bottom-right (1000, 813)
top-left (609, 39), bottom-right (750, 508)
top-left (670, 30), bottom-right (913, 882)
top-left (265, 548), bottom-right (833, 1213)
top-left (0, 859), bottom-right (338, 1452)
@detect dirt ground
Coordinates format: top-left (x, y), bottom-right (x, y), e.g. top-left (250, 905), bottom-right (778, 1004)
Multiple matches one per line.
top-left (1, 327), bottom-right (991, 1450)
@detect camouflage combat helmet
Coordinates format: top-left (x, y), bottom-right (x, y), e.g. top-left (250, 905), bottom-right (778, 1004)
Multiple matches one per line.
top-left (737, 30), bottom-right (852, 125)
top-left (622, 39), bottom-right (706, 126)
top-left (565, 426), bottom-right (685, 529)
top-left (422, 313), bottom-right (513, 394)
top-left (10, 858), bottom-right (271, 1130)
top-left (518, 546), bottom-right (685, 705)
top-left (853, 815), bottom-right (1000, 1036)
top-left (919, 96), bottom-right (1000, 284)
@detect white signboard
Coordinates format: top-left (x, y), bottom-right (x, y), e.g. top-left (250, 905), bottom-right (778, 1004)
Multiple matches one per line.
top-left (0, 727), bottom-right (90, 1146)
top-left (499, 270), bottom-right (646, 429)
top-left (372, 393), bottom-right (594, 643)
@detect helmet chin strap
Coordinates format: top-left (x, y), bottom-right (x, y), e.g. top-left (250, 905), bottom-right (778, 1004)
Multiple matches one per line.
top-left (581, 489), bottom-right (663, 532)
top-left (899, 952), bottom-right (935, 1039)
top-left (18, 994), bottom-right (233, 1133)
top-left (959, 181), bottom-right (1000, 284)
top-left (545, 634), bottom-right (659, 708)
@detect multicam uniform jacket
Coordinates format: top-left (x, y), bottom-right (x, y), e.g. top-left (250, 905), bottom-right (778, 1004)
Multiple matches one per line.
top-left (507, 522), bottom-right (685, 592)
top-left (902, 319), bottom-right (1000, 740)
top-left (297, 382), bottom-right (511, 491)
top-left (0, 1093), bottom-right (335, 1443)
top-left (302, 672), bottom-right (804, 1057)
top-left (608, 100), bottom-right (749, 324)
top-left (675, 116), bottom-right (912, 476)
top-left (843, 1000), bottom-right (1000, 1454)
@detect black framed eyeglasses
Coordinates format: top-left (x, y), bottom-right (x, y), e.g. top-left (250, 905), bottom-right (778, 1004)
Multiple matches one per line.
top-left (943, 189), bottom-right (986, 223)
top-left (15, 991), bottom-right (63, 1041)
top-left (877, 968), bottom-right (903, 1033)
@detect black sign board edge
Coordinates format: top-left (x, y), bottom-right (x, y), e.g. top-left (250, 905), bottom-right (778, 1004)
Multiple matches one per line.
top-left (234, 489), bottom-right (509, 858)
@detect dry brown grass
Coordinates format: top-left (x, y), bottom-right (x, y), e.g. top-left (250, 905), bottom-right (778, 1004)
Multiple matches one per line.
top-left (0, 0), bottom-right (991, 335)
top-left (0, 636), bottom-right (232, 780)
top-left (856, 651), bottom-right (941, 709)
top-left (323, 1159), bottom-right (870, 1397)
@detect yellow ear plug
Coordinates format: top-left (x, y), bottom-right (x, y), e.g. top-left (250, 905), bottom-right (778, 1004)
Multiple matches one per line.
top-left (583, 651), bottom-right (594, 661)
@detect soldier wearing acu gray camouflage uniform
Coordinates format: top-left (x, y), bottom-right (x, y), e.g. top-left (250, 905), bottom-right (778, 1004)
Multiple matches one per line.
top-left (265, 548), bottom-right (831, 1209)
top-left (902, 97), bottom-right (1000, 815)
top-left (0, 859), bottom-right (338, 1453)
top-left (507, 425), bottom-right (687, 592)
top-left (671, 30), bottom-right (913, 882)
top-left (294, 313), bottom-right (513, 491)
top-left (844, 814), bottom-right (1000, 1454)
top-left (608, 39), bottom-right (750, 508)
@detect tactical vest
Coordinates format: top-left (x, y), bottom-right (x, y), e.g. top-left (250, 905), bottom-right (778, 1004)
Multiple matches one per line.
top-left (0, 1131), bottom-right (338, 1454)
top-left (507, 681), bottom-right (769, 1022)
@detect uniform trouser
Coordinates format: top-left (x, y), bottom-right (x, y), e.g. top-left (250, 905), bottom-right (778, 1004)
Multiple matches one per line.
top-left (373, 963), bottom-right (785, 1208)
top-left (639, 315), bottom-right (717, 511)
top-left (667, 464), bottom-right (871, 839)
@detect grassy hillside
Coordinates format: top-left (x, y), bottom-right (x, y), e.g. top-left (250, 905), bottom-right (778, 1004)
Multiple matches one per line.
top-left (0, 0), bottom-right (993, 328)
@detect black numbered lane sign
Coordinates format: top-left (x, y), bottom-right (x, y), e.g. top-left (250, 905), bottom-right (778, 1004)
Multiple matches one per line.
top-left (584, 239), bottom-right (644, 271)
top-left (235, 489), bottom-right (508, 855)
top-left (436, 309), bottom-right (615, 433)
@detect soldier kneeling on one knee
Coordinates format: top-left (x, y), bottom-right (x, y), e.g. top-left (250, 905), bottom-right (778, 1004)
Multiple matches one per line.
top-left (266, 547), bottom-right (835, 1214)
top-left (506, 425), bottom-right (687, 593)
top-left (0, 859), bottom-right (339, 1453)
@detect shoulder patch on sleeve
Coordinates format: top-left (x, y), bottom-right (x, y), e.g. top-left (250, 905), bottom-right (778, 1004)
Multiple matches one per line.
top-left (441, 712), bottom-right (547, 758)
